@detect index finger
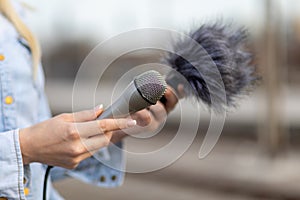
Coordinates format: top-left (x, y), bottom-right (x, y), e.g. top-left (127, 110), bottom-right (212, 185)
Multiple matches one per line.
top-left (75, 118), bottom-right (137, 138)
top-left (164, 87), bottom-right (179, 113)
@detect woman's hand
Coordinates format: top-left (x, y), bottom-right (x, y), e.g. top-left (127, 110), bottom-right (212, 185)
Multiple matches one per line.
top-left (111, 86), bottom-right (181, 143)
top-left (19, 105), bottom-right (136, 169)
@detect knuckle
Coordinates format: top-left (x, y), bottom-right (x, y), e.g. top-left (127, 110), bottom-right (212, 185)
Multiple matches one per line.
top-left (68, 144), bottom-right (85, 156)
top-left (65, 124), bottom-right (80, 140)
top-left (98, 120), bottom-right (107, 132)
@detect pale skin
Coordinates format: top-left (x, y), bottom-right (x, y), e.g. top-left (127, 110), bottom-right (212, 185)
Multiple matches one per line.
top-left (19, 86), bottom-right (182, 169)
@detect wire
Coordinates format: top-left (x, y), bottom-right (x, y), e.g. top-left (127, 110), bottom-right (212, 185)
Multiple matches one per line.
top-left (43, 165), bottom-right (53, 200)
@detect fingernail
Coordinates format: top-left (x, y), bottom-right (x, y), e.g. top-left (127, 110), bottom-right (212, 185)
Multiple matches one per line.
top-left (127, 120), bottom-right (137, 127)
top-left (95, 104), bottom-right (103, 111)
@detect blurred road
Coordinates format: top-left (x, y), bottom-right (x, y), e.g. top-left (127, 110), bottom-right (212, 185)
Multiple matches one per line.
top-left (53, 175), bottom-right (261, 200)
top-left (53, 131), bottom-right (300, 200)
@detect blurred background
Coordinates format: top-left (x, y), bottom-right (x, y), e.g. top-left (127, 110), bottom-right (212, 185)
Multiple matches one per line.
top-left (25, 0), bottom-right (300, 199)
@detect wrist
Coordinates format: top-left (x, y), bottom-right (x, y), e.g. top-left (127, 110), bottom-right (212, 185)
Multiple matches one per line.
top-left (19, 128), bottom-right (33, 165)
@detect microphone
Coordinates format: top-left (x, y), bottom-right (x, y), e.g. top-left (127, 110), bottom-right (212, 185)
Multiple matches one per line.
top-left (98, 70), bottom-right (167, 119)
top-left (161, 22), bottom-right (260, 111)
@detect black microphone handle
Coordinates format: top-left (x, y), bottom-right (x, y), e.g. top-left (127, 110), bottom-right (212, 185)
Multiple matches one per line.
top-left (97, 81), bottom-right (153, 120)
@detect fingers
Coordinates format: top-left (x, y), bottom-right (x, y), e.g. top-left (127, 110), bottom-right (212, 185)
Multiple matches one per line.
top-left (125, 103), bottom-right (166, 135)
top-left (162, 84), bottom-right (185, 113)
top-left (71, 105), bottom-right (104, 122)
top-left (131, 110), bottom-right (151, 127)
top-left (149, 102), bottom-right (167, 122)
top-left (164, 87), bottom-right (179, 113)
top-left (74, 118), bottom-right (136, 138)
top-left (177, 84), bottom-right (185, 99)
top-left (82, 132), bottom-right (113, 152)
top-left (59, 105), bottom-right (104, 123)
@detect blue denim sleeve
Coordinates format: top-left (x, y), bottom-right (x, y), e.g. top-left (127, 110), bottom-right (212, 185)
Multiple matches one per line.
top-left (0, 129), bottom-right (27, 199)
top-left (50, 142), bottom-right (125, 188)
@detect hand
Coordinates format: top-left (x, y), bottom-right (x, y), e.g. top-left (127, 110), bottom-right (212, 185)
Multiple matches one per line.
top-left (161, 85), bottom-right (183, 113)
top-left (111, 86), bottom-right (180, 143)
top-left (19, 105), bottom-right (136, 169)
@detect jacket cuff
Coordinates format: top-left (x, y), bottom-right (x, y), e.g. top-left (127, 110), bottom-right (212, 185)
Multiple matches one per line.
top-left (0, 129), bottom-right (26, 200)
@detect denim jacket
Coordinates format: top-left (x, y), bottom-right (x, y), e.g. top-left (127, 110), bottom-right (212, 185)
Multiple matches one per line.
top-left (0, 2), bottom-right (124, 200)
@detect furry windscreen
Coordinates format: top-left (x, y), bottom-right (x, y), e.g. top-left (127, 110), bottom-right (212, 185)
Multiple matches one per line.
top-left (162, 22), bottom-right (259, 111)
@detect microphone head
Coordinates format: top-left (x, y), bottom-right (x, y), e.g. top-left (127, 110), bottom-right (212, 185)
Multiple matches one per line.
top-left (134, 70), bottom-right (167, 105)
top-left (162, 22), bottom-right (260, 111)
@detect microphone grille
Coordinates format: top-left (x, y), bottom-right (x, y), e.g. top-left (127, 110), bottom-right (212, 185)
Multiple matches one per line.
top-left (134, 70), bottom-right (167, 105)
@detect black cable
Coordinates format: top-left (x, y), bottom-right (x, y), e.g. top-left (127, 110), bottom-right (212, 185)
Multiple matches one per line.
top-left (43, 165), bottom-right (53, 200)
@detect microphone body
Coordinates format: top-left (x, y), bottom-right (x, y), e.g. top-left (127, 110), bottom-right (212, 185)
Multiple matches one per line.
top-left (98, 70), bottom-right (167, 120)
top-left (98, 81), bottom-right (152, 119)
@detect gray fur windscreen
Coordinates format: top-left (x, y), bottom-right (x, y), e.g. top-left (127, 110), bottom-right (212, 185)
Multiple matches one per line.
top-left (134, 70), bottom-right (167, 105)
top-left (163, 22), bottom-right (260, 111)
